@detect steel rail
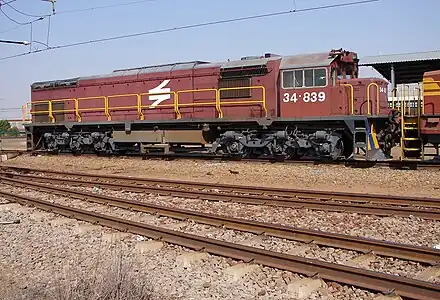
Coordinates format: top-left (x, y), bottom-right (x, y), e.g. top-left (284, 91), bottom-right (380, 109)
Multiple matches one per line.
top-left (0, 190), bottom-right (439, 300)
top-left (2, 165), bottom-right (440, 208)
top-left (24, 150), bottom-right (440, 170)
top-left (1, 171), bottom-right (440, 220)
top-left (2, 175), bottom-right (439, 265)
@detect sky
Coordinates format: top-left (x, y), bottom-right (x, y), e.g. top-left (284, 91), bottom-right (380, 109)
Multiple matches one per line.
top-left (0, 0), bottom-right (439, 119)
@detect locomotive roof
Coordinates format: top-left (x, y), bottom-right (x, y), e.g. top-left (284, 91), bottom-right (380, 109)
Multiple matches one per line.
top-left (31, 51), bottom-right (339, 90)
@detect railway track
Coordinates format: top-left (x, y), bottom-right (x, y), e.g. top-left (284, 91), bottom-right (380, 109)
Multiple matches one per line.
top-left (2, 166), bottom-right (440, 220)
top-left (2, 174), bottom-right (439, 265)
top-left (1, 188), bottom-right (439, 300)
top-left (25, 149), bottom-right (440, 170)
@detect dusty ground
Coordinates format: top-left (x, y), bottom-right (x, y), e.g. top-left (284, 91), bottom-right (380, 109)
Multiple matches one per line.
top-left (3, 154), bottom-right (440, 197)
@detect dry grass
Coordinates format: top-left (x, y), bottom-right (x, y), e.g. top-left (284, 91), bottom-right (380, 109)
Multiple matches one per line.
top-left (1, 246), bottom-right (155, 300)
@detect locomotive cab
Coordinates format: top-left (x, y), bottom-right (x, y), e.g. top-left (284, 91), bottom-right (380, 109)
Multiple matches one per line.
top-left (279, 49), bottom-right (389, 118)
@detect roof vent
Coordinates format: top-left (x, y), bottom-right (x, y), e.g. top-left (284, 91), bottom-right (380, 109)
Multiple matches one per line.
top-left (264, 53), bottom-right (281, 58)
top-left (240, 55), bottom-right (263, 61)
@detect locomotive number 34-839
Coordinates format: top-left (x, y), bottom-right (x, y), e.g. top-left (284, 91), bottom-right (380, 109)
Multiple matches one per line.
top-left (283, 91), bottom-right (326, 103)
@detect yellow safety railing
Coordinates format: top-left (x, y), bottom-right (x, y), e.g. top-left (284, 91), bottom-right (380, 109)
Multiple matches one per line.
top-left (76, 96), bottom-right (109, 122)
top-left (218, 86), bottom-right (267, 119)
top-left (139, 91), bottom-right (179, 119)
top-left (31, 100), bottom-right (55, 123)
top-left (366, 82), bottom-right (379, 115)
top-left (176, 89), bottom-right (217, 119)
top-left (21, 102), bottom-right (32, 121)
top-left (397, 84), bottom-right (423, 117)
top-left (391, 87), bottom-right (397, 109)
top-left (51, 98), bottom-right (80, 122)
top-left (107, 94), bottom-right (142, 120)
top-left (341, 84), bottom-right (354, 114)
top-left (400, 85), bottom-right (408, 116)
top-left (28, 86), bottom-right (267, 123)
top-left (414, 85), bottom-right (421, 116)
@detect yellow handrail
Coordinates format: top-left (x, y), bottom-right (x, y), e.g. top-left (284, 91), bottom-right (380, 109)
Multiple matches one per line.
top-left (76, 96), bottom-right (109, 121)
top-left (30, 100), bottom-right (55, 123)
top-left (414, 86), bottom-right (421, 116)
top-left (215, 89), bottom-right (222, 118)
top-left (401, 85), bottom-right (407, 116)
top-left (74, 99), bottom-right (81, 122)
top-left (218, 86), bottom-right (267, 118)
top-left (391, 87), bottom-right (397, 109)
top-left (176, 88), bottom-right (218, 119)
top-left (366, 82), bottom-right (379, 115)
top-left (341, 84), bottom-right (354, 114)
top-left (139, 91), bottom-right (179, 119)
top-left (137, 94), bottom-right (144, 120)
top-left (51, 98), bottom-right (79, 122)
top-left (23, 102), bottom-right (32, 120)
top-left (107, 93), bottom-right (139, 121)
top-left (29, 86), bottom-right (267, 122)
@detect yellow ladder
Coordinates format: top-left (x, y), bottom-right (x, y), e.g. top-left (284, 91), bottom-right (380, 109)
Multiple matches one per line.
top-left (400, 116), bottom-right (421, 160)
top-left (396, 84), bottom-right (422, 160)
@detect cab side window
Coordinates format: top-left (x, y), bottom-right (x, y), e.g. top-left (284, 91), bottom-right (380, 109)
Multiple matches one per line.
top-left (314, 69), bottom-right (327, 87)
top-left (282, 68), bottom-right (327, 88)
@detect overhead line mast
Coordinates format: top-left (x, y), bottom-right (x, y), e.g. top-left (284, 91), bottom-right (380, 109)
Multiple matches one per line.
top-left (41, 0), bottom-right (56, 15)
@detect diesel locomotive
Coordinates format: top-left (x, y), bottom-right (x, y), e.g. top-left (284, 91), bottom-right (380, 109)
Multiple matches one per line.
top-left (25, 48), bottom-right (402, 160)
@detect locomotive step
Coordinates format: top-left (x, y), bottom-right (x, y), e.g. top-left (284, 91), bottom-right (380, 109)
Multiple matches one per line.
top-left (403, 147), bottom-right (421, 151)
top-left (403, 137), bottom-right (420, 141)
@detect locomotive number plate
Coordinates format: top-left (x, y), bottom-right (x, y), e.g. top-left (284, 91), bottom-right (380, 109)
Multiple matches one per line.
top-left (283, 91), bottom-right (326, 103)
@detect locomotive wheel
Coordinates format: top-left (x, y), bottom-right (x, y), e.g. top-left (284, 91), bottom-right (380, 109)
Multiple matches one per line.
top-left (330, 138), bottom-right (344, 160)
top-left (274, 144), bottom-right (295, 160)
top-left (240, 147), bottom-right (253, 158)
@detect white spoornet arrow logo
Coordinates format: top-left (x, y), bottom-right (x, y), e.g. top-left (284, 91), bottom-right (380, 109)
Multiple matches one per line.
top-left (148, 80), bottom-right (171, 108)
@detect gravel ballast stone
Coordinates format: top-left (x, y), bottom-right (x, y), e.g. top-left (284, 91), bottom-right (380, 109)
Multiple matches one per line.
top-left (3, 154), bottom-right (440, 197)
top-left (0, 200), bottom-right (381, 300)
top-left (1, 185), bottom-right (436, 284)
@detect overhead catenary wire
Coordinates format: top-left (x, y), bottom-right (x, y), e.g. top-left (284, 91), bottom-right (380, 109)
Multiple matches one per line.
top-left (56, 0), bottom-right (154, 14)
top-left (0, 0), bottom-right (154, 35)
top-left (0, 0), bottom-right (379, 62)
top-left (1, 0), bottom-right (17, 5)
top-left (0, 4), bottom-right (29, 25)
top-left (1, 0), bottom-right (49, 18)
top-left (0, 0), bottom-right (47, 30)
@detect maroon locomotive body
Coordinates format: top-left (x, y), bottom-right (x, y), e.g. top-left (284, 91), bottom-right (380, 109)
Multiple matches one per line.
top-left (27, 49), bottom-right (398, 160)
top-left (418, 70), bottom-right (440, 153)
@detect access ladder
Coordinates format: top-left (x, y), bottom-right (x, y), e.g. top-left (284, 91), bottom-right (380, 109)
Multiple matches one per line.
top-left (392, 85), bottom-right (422, 160)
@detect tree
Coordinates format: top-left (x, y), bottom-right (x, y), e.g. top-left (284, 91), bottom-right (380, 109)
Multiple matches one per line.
top-left (0, 120), bottom-right (11, 136)
top-left (7, 127), bottom-right (20, 137)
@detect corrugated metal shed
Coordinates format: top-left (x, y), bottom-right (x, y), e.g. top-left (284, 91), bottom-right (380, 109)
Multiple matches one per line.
top-left (360, 50), bottom-right (440, 65)
top-left (359, 50), bottom-right (440, 84)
